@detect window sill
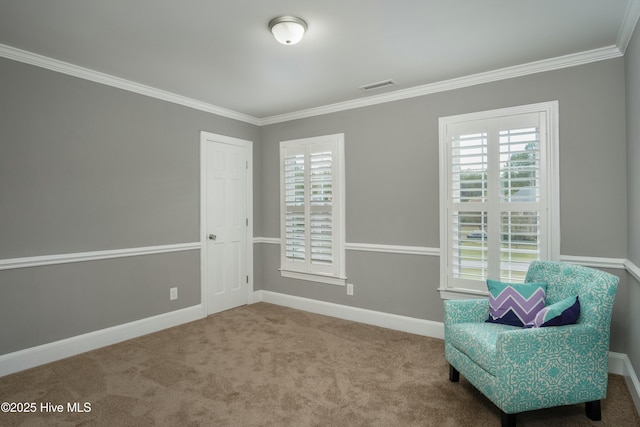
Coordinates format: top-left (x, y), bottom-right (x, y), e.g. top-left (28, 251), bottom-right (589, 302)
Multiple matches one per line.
top-left (280, 269), bottom-right (347, 287)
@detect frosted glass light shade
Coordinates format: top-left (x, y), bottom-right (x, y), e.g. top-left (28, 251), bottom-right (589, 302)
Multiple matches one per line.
top-left (269, 16), bottom-right (307, 45)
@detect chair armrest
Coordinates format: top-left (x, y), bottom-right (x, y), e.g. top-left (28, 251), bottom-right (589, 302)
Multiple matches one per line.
top-left (496, 323), bottom-right (599, 354)
top-left (495, 324), bottom-right (607, 380)
top-left (488, 324), bottom-right (609, 412)
top-left (444, 299), bottom-right (489, 324)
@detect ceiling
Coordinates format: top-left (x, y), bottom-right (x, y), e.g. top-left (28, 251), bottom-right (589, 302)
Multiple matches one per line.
top-left (0, 1), bottom-right (638, 122)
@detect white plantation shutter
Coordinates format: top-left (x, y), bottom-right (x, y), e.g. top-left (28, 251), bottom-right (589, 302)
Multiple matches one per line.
top-left (498, 124), bottom-right (543, 282)
top-left (309, 150), bottom-right (333, 265)
top-left (284, 152), bottom-right (306, 263)
top-left (450, 128), bottom-right (489, 284)
top-left (280, 134), bottom-right (345, 285)
top-left (439, 103), bottom-right (559, 296)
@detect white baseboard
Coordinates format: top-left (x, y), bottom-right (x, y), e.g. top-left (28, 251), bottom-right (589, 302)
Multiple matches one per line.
top-left (609, 352), bottom-right (640, 415)
top-left (627, 359), bottom-right (640, 415)
top-left (254, 290), bottom-right (640, 414)
top-left (0, 305), bottom-right (205, 377)
top-left (609, 351), bottom-right (628, 376)
top-left (2, 291), bottom-right (638, 416)
top-left (253, 290), bottom-right (444, 339)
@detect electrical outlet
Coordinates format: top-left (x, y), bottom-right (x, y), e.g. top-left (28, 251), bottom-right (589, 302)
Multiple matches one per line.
top-left (346, 283), bottom-right (354, 296)
top-left (170, 287), bottom-right (178, 301)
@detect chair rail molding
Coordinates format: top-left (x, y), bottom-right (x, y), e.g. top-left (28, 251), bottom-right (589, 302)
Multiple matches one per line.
top-left (0, 242), bottom-right (201, 271)
top-left (254, 238), bottom-right (634, 274)
top-left (624, 259), bottom-right (640, 283)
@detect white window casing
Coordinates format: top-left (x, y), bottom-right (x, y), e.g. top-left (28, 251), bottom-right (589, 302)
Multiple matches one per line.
top-left (280, 134), bottom-right (346, 286)
top-left (438, 102), bottom-right (560, 298)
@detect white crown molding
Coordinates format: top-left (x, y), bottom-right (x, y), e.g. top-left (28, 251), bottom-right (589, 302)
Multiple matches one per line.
top-left (0, 43), bottom-right (260, 126)
top-left (1, 42), bottom-right (623, 128)
top-left (258, 46), bottom-right (623, 125)
top-left (618, 0), bottom-right (640, 54)
top-left (0, 242), bottom-right (201, 271)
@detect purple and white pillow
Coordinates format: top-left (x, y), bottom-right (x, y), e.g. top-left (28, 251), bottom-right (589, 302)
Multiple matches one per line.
top-left (486, 279), bottom-right (547, 327)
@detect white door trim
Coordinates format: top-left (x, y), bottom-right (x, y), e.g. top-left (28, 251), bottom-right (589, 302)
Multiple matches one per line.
top-left (200, 131), bottom-right (253, 315)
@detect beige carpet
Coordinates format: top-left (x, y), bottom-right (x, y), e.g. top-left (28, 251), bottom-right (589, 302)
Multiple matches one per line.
top-left (0, 302), bottom-right (638, 426)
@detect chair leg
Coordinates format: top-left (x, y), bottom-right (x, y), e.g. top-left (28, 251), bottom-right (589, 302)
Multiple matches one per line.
top-left (501, 411), bottom-right (516, 427)
top-left (449, 364), bottom-right (459, 382)
top-left (585, 400), bottom-right (601, 421)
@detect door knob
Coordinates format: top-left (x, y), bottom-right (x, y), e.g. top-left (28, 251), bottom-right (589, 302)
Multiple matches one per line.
top-left (208, 234), bottom-right (217, 241)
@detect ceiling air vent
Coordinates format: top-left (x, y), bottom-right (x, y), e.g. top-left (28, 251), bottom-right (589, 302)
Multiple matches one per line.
top-left (359, 79), bottom-right (397, 92)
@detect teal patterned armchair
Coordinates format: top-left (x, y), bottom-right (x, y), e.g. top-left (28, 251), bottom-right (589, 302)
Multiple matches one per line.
top-left (444, 261), bottom-right (619, 427)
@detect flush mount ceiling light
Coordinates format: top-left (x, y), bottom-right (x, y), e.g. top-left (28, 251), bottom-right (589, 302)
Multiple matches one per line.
top-left (269, 16), bottom-right (307, 45)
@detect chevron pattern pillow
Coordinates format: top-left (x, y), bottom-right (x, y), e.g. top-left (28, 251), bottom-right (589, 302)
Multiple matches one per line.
top-left (486, 280), bottom-right (547, 327)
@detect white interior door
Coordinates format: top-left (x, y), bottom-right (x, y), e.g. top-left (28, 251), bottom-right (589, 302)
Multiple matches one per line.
top-left (201, 132), bottom-right (252, 315)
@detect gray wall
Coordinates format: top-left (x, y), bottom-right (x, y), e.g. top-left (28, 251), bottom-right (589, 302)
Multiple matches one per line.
top-left (0, 252), bottom-right (199, 354)
top-left (0, 42), bottom-right (636, 372)
top-left (0, 57), bottom-right (259, 354)
top-left (626, 21), bottom-right (640, 376)
top-left (258, 58), bottom-right (630, 352)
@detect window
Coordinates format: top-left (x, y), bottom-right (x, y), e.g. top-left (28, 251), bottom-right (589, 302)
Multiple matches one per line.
top-left (280, 133), bottom-right (346, 286)
top-left (438, 102), bottom-right (559, 297)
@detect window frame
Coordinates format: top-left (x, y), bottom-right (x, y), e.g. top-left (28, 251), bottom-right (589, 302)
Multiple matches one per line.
top-left (438, 102), bottom-right (560, 299)
top-left (279, 133), bottom-right (346, 286)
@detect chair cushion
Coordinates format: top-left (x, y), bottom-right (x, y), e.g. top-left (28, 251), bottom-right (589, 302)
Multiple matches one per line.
top-left (528, 296), bottom-right (580, 328)
top-left (486, 279), bottom-right (547, 327)
top-left (447, 322), bottom-right (519, 375)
